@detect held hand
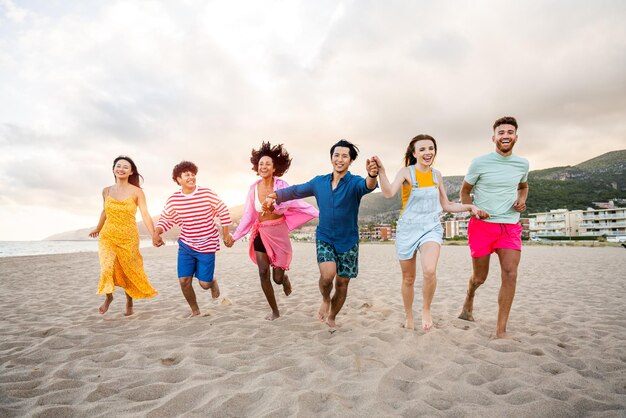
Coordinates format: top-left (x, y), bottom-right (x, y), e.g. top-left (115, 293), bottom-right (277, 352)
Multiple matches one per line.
top-left (262, 197), bottom-right (275, 213)
top-left (513, 199), bottom-right (526, 213)
top-left (88, 229), bottom-right (99, 238)
top-left (371, 155), bottom-right (385, 173)
top-left (366, 158), bottom-right (379, 177)
top-left (152, 234), bottom-right (165, 247)
top-left (469, 206), bottom-right (490, 220)
top-left (223, 234), bottom-right (234, 248)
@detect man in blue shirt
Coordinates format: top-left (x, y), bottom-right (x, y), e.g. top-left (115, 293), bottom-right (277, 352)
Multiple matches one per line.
top-left (264, 140), bottom-right (378, 327)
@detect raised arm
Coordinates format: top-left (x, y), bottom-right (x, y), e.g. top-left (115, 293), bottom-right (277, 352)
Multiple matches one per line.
top-left (371, 156), bottom-right (408, 198)
top-left (365, 158), bottom-right (378, 190)
top-left (88, 187), bottom-right (108, 238)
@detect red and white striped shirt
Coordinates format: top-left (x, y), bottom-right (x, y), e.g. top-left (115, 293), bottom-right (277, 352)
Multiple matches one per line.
top-left (157, 186), bottom-right (232, 253)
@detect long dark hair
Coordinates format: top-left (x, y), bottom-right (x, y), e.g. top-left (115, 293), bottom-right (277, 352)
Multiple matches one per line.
top-left (112, 155), bottom-right (143, 188)
top-left (404, 134), bottom-right (437, 167)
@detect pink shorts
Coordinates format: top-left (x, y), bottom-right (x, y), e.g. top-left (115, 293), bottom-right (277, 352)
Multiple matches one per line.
top-left (468, 218), bottom-right (522, 258)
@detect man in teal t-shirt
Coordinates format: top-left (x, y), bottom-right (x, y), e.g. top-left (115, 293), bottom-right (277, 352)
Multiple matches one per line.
top-left (458, 116), bottom-right (529, 339)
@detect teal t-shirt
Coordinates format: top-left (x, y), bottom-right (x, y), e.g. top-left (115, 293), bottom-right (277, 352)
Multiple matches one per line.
top-left (464, 152), bottom-right (529, 224)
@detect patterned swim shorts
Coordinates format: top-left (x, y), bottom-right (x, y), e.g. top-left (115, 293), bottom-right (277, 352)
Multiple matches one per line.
top-left (316, 240), bottom-right (359, 279)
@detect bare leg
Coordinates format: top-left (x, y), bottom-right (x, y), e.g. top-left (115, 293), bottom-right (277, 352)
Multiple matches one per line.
top-left (327, 276), bottom-right (350, 328)
top-left (256, 252), bottom-right (279, 320)
top-left (124, 292), bottom-right (134, 316)
top-left (495, 249), bottom-right (520, 338)
top-left (179, 276), bottom-right (200, 317)
top-left (198, 278), bottom-right (220, 299)
top-left (317, 262), bottom-right (336, 322)
top-left (399, 257), bottom-right (417, 330)
top-left (419, 242), bottom-right (441, 330)
top-left (273, 268), bottom-right (292, 296)
top-left (459, 255), bottom-right (490, 321)
top-left (99, 293), bottom-right (113, 314)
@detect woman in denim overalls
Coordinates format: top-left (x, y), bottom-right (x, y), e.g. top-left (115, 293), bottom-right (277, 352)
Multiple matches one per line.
top-left (373, 135), bottom-right (487, 331)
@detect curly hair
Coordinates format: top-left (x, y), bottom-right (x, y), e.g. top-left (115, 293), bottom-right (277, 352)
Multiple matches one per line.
top-left (172, 161), bottom-right (198, 184)
top-left (404, 134), bottom-right (437, 167)
top-left (112, 155), bottom-right (143, 188)
top-left (250, 142), bottom-right (292, 177)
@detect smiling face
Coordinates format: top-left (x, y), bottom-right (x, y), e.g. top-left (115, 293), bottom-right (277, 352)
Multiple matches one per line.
top-left (413, 139), bottom-right (436, 168)
top-left (331, 146), bottom-right (353, 174)
top-left (113, 159), bottom-right (133, 180)
top-left (492, 123), bottom-right (518, 156)
top-left (176, 171), bottom-right (197, 193)
top-left (257, 155), bottom-right (275, 179)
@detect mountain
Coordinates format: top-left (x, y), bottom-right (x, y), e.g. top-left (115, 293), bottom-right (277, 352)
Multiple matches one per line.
top-left (44, 150), bottom-right (625, 239)
top-left (525, 149), bottom-right (625, 213)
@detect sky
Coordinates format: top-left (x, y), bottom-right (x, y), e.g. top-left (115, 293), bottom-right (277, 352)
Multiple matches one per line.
top-left (1, 0), bottom-right (625, 240)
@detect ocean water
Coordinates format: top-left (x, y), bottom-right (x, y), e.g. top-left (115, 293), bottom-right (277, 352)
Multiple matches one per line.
top-left (0, 240), bottom-right (155, 258)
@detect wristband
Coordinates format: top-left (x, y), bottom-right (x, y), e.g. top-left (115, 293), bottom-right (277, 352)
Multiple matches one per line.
top-left (368, 173), bottom-right (378, 178)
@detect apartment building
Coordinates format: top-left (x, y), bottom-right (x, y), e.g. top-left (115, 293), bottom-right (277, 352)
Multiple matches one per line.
top-left (359, 224), bottom-right (395, 241)
top-left (529, 209), bottom-right (583, 238)
top-left (579, 207), bottom-right (626, 238)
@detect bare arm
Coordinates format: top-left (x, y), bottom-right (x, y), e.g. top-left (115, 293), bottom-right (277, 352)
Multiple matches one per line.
top-left (136, 188), bottom-right (156, 237)
top-left (88, 188), bottom-right (108, 238)
top-left (371, 156), bottom-right (408, 198)
top-left (513, 182), bottom-right (529, 212)
top-left (437, 172), bottom-right (488, 219)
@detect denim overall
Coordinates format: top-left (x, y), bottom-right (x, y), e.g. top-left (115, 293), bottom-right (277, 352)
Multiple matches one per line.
top-left (395, 166), bottom-right (443, 260)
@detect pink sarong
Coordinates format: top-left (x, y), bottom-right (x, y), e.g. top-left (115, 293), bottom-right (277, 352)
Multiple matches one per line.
top-left (249, 217), bottom-right (292, 270)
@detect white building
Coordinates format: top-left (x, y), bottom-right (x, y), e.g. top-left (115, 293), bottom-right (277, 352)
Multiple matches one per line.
top-left (579, 207), bottom-right (626, 239)
top-left (529, 209), bottom-right (583, 238)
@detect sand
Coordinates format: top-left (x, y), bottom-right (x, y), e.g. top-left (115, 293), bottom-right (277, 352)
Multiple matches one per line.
top-left (1, 243), bottom-right (625, 417)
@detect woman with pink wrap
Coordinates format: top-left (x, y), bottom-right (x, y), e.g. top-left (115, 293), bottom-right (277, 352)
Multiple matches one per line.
top-left (226, 142), bottom-right (318, 320)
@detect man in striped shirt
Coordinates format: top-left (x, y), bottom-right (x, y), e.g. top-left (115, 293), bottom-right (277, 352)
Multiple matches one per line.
top-left (153, 161), bottom-right (232, 317)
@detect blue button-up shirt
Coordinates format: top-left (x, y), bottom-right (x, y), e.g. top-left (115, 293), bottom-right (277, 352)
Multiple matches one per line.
top-left (275, 171), bottom-right (375, 252)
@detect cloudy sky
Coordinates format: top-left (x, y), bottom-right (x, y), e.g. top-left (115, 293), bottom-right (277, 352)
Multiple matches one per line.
top-left (1, 0), bottom-right (625, 240)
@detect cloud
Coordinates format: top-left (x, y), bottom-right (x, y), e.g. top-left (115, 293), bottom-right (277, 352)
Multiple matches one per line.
top-left (0, 0), bottom-right (625, 239)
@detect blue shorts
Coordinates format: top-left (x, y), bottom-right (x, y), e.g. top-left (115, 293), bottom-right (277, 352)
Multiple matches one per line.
top-left (316, 240), bottom-right (359, 279)
top-left (177, 240), bottom-right (215, 282)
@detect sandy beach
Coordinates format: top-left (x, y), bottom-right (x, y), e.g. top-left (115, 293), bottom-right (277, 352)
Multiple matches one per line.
top-left (1, 243), bottom-right (625, 417)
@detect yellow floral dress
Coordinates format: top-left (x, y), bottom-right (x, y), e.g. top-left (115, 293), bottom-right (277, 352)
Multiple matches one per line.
top-left (97, 196), bottom-right (157, 299)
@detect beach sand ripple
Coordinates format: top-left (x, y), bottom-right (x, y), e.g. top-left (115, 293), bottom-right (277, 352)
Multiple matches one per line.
top-left (1, 244), bottom-right (625, 416)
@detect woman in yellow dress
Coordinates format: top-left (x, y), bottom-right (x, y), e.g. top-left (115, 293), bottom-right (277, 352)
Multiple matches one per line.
top-left (89, 156), bottom-right (159, 315)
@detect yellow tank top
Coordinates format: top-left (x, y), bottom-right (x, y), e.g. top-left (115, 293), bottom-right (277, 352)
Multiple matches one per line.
top-left (401, 168), bottom-right (436, 212)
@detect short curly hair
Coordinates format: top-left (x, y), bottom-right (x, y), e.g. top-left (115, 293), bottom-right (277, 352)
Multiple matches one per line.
top-left (250, 142), bottom-right (292, 177)
top-left (172, 161), bottom-right (198, 184)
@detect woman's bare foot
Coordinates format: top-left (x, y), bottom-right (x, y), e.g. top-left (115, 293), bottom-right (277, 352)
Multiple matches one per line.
top-left (422, 309), bottom-right (433, 331)
top-left (282, 276), bottom-right (292, 296)
top-left (99, 294), bottom-right (113, 314)
top-left (265, 311), bottom-right (280, 321)
top-left (124, 294), bottom-right (134, 316)
top-left (403, 317), bottom-right (415, 330)
top-left (326, 316), bottom-right (337, 328)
